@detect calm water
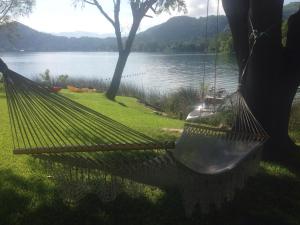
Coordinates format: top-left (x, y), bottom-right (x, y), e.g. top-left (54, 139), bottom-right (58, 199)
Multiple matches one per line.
top-left (0, 52), bottom-right (239, 93)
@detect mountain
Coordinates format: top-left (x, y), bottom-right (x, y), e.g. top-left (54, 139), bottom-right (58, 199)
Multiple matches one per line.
top-left (0, 22), bottom-right (117, 51)
top-left (53, 31), bottom-right (114, 38)
top-left (136, 15), bottom-right (228, 43)
top-left (133, 15), bottom-right (228, 52)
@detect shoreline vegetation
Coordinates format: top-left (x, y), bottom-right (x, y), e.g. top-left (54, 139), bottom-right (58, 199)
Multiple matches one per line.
top-left (35, 71), bottom-right (206, 119)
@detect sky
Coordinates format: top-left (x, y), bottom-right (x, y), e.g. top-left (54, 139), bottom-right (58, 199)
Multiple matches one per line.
top-left (18, 0), bottom-right (299, 35)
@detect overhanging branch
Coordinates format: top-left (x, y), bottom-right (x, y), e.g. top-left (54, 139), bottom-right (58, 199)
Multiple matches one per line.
top-left (92, 0), bottom-right (115, 27)
top-left (83, 0), bottom-right (95, 5)
top-left (0, 0), bottom-right (14, 22)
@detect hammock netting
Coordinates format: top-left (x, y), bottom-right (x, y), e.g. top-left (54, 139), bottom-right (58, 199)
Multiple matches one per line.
top-left (173, 91), bottom-right (268, 174)
top-left (0, 52), bottom-right (268, 215)
top-left (3, 68), bottom-right (173, 154)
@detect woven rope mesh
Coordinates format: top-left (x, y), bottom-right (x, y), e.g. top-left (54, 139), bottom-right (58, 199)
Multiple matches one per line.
top-left (3, 69), bottom-right (174, 154)
top-left (172, 91), bottom-right (268, 174)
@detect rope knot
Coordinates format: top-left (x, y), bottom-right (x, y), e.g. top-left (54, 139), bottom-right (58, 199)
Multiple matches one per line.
top-left (250, 29), bottom-right (260, 41)
top-left (0, 59), bottom-right (8, 73)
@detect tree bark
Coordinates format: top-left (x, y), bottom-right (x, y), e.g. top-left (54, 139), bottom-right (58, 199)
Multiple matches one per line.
top-left (105, 51), bottom-right (130, 100)
top-left (222, 0), bottom-right (300, 159)
top-left (106, 18), bottom-right (142, 100)
top-left (222, 0), bottom-right (250, 77)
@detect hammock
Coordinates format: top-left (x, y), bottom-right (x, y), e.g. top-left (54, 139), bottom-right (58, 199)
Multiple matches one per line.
top-left (0, 0), bottom-right (269, 215)
top-left (0, 58), bottom-right (268, 215)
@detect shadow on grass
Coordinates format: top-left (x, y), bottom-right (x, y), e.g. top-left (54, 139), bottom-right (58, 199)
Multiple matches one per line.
top-left (117, 101), bottom-right (128, 107)
top-left (0, 168), bottom-right (187, 225)
top-left (1, 161), bottom-right (300, 225)
top-left (191, 170), bottom-right (300, 225)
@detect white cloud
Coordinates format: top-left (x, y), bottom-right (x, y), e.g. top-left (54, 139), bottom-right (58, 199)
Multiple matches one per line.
top-left (186, 0), bottom-right (224, 17)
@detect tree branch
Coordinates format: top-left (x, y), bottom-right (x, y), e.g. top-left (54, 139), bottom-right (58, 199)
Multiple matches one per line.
top-left (92, 0), bottom-right (115, 27)
top-left (144, 0), bottom-right (158, 14)
top-left (150, 6), bottom-right (157, 14)
top-left (0, 0), bottom-right (14, 23)
top-left (123, 0), bottom-right (159, 53)
top-left (114, 0), bottom-right (123, 51)
top-left (83, 0), bottom-right (96, 5)
top-left (144, 14), bottom-right (153, 18)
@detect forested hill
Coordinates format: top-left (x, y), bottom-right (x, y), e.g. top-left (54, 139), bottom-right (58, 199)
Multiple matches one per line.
top-left (132, 15), bottom-right (228, 52)
top-left (0, 22), bottom-right (117, 51)
top-left (0, 2), bottom-right (299, 52)
top-left (0, 15), bottom-right (227, 52)
top-left (136, 15), bottom-right (228, 44)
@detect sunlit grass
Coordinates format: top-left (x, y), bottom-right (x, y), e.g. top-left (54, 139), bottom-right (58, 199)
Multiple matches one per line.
top-left (260, 162), bottom-right (296, 178)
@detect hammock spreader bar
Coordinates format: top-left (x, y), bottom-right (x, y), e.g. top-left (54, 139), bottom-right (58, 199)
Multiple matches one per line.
top-left (13, 142), bottom-right (175, 155)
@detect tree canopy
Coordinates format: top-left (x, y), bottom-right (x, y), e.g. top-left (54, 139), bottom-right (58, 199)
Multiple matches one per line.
top-left (0, 0), bottom-right (35, 24)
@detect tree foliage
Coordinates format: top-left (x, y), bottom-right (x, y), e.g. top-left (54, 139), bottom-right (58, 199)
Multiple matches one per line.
top-left (0, 0), bottom-right (35, 24)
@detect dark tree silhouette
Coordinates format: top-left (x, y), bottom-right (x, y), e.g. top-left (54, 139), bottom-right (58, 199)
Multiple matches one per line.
top-left (222, 0), bottom-right (300, 158)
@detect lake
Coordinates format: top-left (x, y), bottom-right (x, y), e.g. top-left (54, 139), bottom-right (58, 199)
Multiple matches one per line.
top-left (0, 52), bottom-right (239, 93)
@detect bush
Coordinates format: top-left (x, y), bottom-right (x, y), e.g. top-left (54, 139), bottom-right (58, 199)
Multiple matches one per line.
top-left (160, 88), bottom-right (200, 118)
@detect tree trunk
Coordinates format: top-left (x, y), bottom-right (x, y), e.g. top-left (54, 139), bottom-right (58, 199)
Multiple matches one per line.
top-left (106, 18), bottom-right (142, 100)
top-left (105, 50), bottom-right (130, 100)
top-left (222, 0), bottom-right (300, 159)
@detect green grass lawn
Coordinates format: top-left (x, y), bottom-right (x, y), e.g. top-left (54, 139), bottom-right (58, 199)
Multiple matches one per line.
top-left (1, 90), bottom-right (300, 225)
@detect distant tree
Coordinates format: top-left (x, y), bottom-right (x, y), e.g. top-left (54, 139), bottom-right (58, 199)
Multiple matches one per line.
top-left (39, 69), bottom-right (52, 87)
top-left (217, 32), bottom-right (233, 53)
top-left (57, 74), bottom-right (69, 84)
top-left (75, 0), bottom-right (186, 100)
top-left (0, 0), bottom-right (35, 24)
